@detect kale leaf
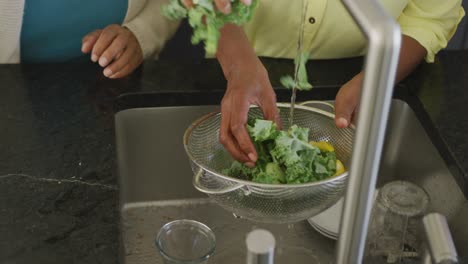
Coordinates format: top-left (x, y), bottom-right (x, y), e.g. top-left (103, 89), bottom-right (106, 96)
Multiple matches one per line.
top-left (162, 0), bottom-right (259, 54)
top-left (280, 52), bottom-right (313, 91)
top-left (224, 119), bottom-right (337, 184)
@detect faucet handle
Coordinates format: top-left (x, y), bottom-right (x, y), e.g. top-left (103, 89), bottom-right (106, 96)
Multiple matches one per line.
top-left (246, 229), bottom-right (275, 264)
top-left (422, 213), bottom-right (458, 264)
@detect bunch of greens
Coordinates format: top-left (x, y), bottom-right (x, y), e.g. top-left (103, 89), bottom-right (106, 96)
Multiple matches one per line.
top-left (224, 119), bottom-right (337, 184)
top-left (280, 51), bottom-right (313, 91)
top-left (162, 0), bottom-right (259, 54)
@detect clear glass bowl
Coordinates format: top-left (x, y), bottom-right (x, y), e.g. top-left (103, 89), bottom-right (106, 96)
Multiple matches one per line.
top-left (156, 219), bottom-right (216, 264)
top-left (364, 181), bottom-right (430, 263)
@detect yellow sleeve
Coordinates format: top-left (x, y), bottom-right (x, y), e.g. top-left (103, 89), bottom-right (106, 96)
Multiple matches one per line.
top-left (398, 0), bottom-right (465, 63)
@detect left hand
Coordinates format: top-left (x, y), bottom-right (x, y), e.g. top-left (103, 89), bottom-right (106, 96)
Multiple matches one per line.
top-left (81, 24), bottom-right (143, 79)
top-left (334, 36), bottom-right (428, 129)
top-left (334, 73), bottom-right (363, 128)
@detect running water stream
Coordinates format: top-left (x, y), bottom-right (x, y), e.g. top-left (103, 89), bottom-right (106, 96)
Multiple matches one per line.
top-left (288, 0), bottom-right (309, 128)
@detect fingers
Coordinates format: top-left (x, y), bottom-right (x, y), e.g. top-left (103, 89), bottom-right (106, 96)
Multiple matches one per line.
top-left (214, 0), bottom-right (231, 14)
top-left (99, 32), bottom-right (130, 68)
top-left (85, 25), bottom-right (143, 79)
top-left (229, 99), bottom-right (258, 163)
top-left (183, 0), bottom-right (249, 13)
top-left (108, 54), bottom-right (142, 79)
top-left (103, 48), bottom-right (134, 78)
top-left (103, 44), bottom-right (140, 79)
top-left (335, 81), bottom-right (361, 128)
top-left (220, 98), bottom-right (251, 164)
top-left (181, 0), bottom-right (193, 8)
top-left (183, 0), bottom-right (249, 14)
top-left (81, 30), bottom-right (102, 54)
top-left (261, 92), bottom-right (282, 130)
top-left (91, 25), bottom-right (121, 63)
top-left (350, 108), bottom-right (359, 125)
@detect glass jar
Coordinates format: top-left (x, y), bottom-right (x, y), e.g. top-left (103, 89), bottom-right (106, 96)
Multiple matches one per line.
top-left (364, 181), bottom-right (429, 263)
top-left (156, 219), bottom-right (216, 264)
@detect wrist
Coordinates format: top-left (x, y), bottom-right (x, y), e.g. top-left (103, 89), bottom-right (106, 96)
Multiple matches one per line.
top-left (224, 56), bottom-right (265, 84)
top-left (216, 24), bottom-right (258, 80)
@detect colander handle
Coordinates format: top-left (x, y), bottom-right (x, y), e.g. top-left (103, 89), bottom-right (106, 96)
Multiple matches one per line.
top-left (193, 168), bottom-right (246, 195)
top-left (298, 101), bottom-right (335, 113)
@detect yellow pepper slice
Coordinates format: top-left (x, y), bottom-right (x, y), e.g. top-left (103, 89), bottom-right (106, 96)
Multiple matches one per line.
top-left (309, 141), bottom-right (335, 152)
top-left (335, 160), bottom-right (345, 176)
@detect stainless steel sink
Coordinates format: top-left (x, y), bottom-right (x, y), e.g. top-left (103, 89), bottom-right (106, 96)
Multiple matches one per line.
top-left (121, 199), bottom-right (336, 264)
top-left (115, 99), bottom-right (468, 264)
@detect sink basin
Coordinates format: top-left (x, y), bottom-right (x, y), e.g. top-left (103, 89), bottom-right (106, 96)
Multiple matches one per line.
top-left (122, 199), bottom-right (335, 264)
top-left (115, 99), bottom-right (468, 263)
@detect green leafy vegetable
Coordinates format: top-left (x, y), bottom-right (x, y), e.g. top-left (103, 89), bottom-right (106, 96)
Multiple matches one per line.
top-left (161, 0), bottom-right (187, 20)
top-left (280, 52), bottom-right (313, 91)
top-left (162, 0), bottom-right (259, 54)
top-left (224, 119), bottom-right (337, 184)
top-left (247, 119), bottom-right (278, 142)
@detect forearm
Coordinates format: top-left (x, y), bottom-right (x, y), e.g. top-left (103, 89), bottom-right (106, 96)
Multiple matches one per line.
top-left (394, 35), bottom-right (427, 82)
top-left (335, 35), bottom-right (428, 127)
top-left (216, 23), bottom-right (259, 79)
top-left (353, 35), bottom-right (427, 84)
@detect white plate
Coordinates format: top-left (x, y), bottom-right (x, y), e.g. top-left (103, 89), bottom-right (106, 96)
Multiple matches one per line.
top-left (309, 221), bottom-right (338, 240)
top-left (308, 190), bottom-right (379, 239)
top-left (308, 199), bottom-right (343, 236)
top-left (308, 219), bottom-right (338, 240)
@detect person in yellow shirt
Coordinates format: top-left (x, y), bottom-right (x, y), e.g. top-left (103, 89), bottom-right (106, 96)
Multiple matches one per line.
top-left (184, 0), bottom-right (464, 166)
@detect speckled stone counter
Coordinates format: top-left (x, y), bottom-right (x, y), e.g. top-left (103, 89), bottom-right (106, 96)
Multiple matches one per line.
top-left (1, 50), bottom-right (467, 263)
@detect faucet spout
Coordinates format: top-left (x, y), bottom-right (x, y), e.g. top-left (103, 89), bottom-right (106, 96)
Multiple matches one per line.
top-left (335, 0), bottom-right (401, 263)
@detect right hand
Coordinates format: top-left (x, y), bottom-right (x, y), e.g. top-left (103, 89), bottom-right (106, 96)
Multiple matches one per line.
top-left (182, 0), bottom-right (251, 14)
top-left (81, 25), bottom-right (143, 79)
top-left (334, 73), bottom-right (363, 128)
top-left (220, 58), bottom-right (281, 167)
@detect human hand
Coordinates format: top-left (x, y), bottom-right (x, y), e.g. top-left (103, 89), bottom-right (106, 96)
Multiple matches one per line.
top-left (181, 0), bottom-right (251, 14)
top-left (220, 59), bottom-right (281, 167)
top-left (334, 36), bottom-right (429, 128)
top-left (81, 24), bottom-right (143, 79)
top-left (334, 73), bottom-right (363, 128)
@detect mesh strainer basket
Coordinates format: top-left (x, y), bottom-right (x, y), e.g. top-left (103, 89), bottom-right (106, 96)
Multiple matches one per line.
top-left (183, 102), bottom-right (355, 223)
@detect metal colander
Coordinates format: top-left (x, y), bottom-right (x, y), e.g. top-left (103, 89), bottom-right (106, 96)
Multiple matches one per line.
top-left (183, 102), bottom-right (355, 223)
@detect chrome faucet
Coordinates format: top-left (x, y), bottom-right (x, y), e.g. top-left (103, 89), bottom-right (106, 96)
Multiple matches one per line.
top-left (335, 0), bottom-right (401, 263)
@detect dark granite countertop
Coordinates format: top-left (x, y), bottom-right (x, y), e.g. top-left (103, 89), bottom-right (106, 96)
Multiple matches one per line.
top-left (1, 50), bottom-right (467, 263)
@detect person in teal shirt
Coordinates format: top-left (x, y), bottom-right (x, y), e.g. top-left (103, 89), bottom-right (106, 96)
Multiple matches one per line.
top-left (0, 0), bottom-right (179, 78)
